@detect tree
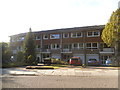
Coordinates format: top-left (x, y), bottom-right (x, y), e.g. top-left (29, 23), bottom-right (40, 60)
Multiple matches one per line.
top-left (102, 8), bottom-right (120, 66)
top-left (0, 42), bottom-right (12, 64)
top-left (16, 51), bottom-right (24, 62)
top-left (23, 28), bottom-right (37, 65)
top-left (102, 8), bottom-right (120, 46)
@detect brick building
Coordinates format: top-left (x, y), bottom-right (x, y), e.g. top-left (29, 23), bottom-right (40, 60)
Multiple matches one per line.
top-left (10, 25), bottom-right (114, 65)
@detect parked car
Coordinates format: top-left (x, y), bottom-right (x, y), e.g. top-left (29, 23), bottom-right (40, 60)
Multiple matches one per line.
top-left (43, 58), bottom-right (51, 65)
top-left (106, 59), bottom-right (112, 66)
top-left (69, 57), bottom-right (82, 65)
top-left (88, 59), bottom-right (101, 66)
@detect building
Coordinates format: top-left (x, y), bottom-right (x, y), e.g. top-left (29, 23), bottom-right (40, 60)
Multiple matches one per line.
top-left (10, 25), bottom-right (115, 65)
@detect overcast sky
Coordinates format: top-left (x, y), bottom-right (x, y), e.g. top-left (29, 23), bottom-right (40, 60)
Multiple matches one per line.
top-left (0, 0), bottom-right (119, 42)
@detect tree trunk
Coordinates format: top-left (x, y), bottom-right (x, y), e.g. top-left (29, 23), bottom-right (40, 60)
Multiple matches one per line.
top-left (115, 41), bottom-right (120, 66)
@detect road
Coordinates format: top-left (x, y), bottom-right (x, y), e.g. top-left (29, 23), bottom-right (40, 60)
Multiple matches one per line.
top-left (2, 75), bottom-right (118, 88)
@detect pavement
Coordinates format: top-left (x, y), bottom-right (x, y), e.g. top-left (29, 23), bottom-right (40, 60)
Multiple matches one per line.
top-left (1, 66), bottom-right (119, 77)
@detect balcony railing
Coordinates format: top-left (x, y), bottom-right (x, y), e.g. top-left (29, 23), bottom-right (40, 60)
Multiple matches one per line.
top-left (61, 49), bottom-right (72, 53)
top-left (41, 49), bottom-right (51, 53)
top-left (35, 48), bottom-right (42, 52)
top-left (100, 48), bottom-right (114, 53)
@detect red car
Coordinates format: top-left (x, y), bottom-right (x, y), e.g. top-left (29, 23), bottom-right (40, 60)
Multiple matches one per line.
top-left (69, 57), bottom-right (82, 65)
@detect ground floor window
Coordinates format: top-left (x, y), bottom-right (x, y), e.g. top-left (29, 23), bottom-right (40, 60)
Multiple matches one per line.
top-left (101, 55), bottom-right (111, 64)
top-left (43, 54), bottom-right (50, 58)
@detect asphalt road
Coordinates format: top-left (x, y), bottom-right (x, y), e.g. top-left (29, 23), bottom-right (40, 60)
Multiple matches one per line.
top-left (2, 75), bottom-right (118, 88)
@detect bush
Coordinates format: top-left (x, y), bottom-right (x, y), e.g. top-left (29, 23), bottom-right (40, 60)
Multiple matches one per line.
top-left (16, 51), bottom-right (24, 62)
top-left (27, 55), bottom-right (37, 65)
top-left (111, 56), bottom-right (120, 66)
top-left (51, 58), bottom-right (68, 65)
top-left (2, 61), bottom-right (29, 68)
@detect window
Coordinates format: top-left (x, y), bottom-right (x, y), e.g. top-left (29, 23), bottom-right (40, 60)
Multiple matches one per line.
top-left (21, 37), bottom-right (25, 40)
top-left (72, 43), bottom-right (84, 49)
top-left (63, 33), bottom-right (69, 38)
top-left (43, 34), bottom-right (48, 39)
top-left (51, 44), bottom-right (60, 49)
top-left (36, 45), bottom-right (40, 48)
top-left (86, 43), bottom-right (91, 48)
top-left (87, 31), bottom-right (100, 37)
top-left (73, 43), bottom-right (78, 48)
top-left (63, 44), bottom-right (69, 49)
top-left (50, 34), bottom-right (60, 39)
top-left (71, 32), bottom-right (82, 38)
top-left (17, 46), bottom-right (22, 51)
top-left (44, 45), bottom-right (50, 49)
top-left (92, 43), bottom-right (97, 48)
top-left (17, 36), bottom-right (25, 41)
top-left (35, 36), bottom-right (40, 40)
top-left (77, 32), bottom-right (82, 37)
top-left (79, 43), bottom-right (84, 48)
top-left (88, 32), bottom-right (92, 36)
top-left (11, 38), bottom-right (16, 42)
top-left (86, 43), bottom-right (98, 49)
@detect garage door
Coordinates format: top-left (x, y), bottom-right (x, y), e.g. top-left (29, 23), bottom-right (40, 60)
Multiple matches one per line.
top-left (52, 54), bottom-right (61, 59)
top-left (73, 54), bottom-right (84, 63)
top-left (86, 54), bottom-right (99, 61)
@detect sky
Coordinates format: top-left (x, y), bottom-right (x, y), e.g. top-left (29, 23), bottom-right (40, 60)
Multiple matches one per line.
top-left (0, 0), bottom-right (119, 42)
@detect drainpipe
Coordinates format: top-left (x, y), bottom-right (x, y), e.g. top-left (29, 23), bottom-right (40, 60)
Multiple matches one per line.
top-left (40, 33), bottom-right (43, 62)
top-left (60, 32), bottom-right (63, 61)
top-left (83, 31), bottom-right (86, 67)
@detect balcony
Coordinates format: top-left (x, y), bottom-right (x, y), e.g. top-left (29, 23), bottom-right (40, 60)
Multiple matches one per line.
top-left (36, 48), bottom-right (42, 52)
top-left (61, 49), bottom-right (72, 53)
top-left (99, 48), bottom-right (114, 54)
top-left (41, 49), bottom-right (51, 53)
top-left (13, 50), bottom-right (17, 54)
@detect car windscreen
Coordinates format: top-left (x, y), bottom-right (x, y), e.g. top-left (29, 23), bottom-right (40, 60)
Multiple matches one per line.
top-left (89, 59), bottom-right (97, 61)
top-left (71, 58), bottom-right (79, 60)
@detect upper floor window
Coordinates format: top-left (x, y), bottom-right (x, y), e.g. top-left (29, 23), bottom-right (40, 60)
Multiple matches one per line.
top-left (86, 43), bottom-right (98, 49)
top-left (36, 45), bottom-right (40, 49)
top-left (43, 34), bottom-right (48, 39)
top-left (51, 44), bottom-right (60, 49)
top-left (35, 36), bottom-right (40, 40)
top-left (71, 32), bottom-right (82, 38)
top-left (44, 45), bottom-right (50, 49)
top-left (87, 31), bottom-right (100, 37)
top-left (50, 34), bottom-right (60, 39)
top-left (72, 43), bottom-right (84, 49)
top-left (11, 38), bottom-right (16, 42)
top-left (63, 33), bottom-right (69, 38)
top-left (63, 44), bottom-right (72, 49)
top-left (17, 36), bottom-right (25, 41)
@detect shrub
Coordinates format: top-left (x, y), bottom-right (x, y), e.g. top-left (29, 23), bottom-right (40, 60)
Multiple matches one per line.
top-left (51, 58), bottom-right (68, 65)
top-left (16, 51), bottom-right (24, 62)
top-left (110, 56), bottom-right (120, 66)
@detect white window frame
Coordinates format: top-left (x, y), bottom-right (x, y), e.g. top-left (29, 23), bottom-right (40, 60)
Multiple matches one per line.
top-left (86, 43), bottom-right (98, 49)
top-left (87, 31), bottom-right (100, 37)
top-left (36, 45), bottom-right (41, 49)
top-left (50, 34), bottom-right (60, 39)
top-left (71, 32), bottom-right (82, 38)
top-left (63, 33), bottom-right (69, 38)
top-left (51, 44), bottom-right (60, 49)
top-left (43, 34), bottom-right (48, 39)
top-left (72, 43), bottom-right (84, 49)
top-left (35, 36), bottom-right (40, 40)
top-left (11, 38), bottom-right (16, 42)
top-left (17, 36), bottom-right (25, 41)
